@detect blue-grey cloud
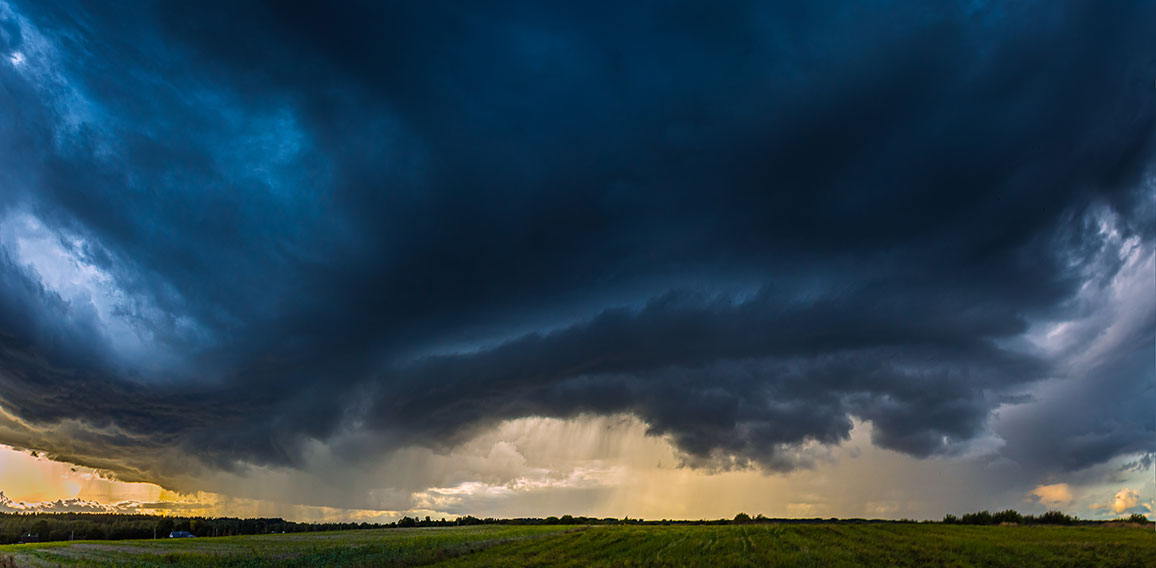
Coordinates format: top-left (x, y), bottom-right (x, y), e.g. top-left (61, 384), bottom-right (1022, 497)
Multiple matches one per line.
top-left (0, 0), bottom-right (1152, 493)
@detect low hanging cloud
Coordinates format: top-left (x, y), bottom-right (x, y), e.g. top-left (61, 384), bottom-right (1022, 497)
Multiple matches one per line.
top-left (1112, 488), bottom-right (1142, 515)
top-left (0, 491), bottom-right (132, 514)
top-left (0, 0), bottom-right (1153, 511)
top-left (1029, 484), bottom-right (1073, 509)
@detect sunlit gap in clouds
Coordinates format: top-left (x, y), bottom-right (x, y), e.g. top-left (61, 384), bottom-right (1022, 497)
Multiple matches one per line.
top-left (0, 409), bottom-right (1152, 521)
top-left (0, 444), bottom-right (413, 522)
top-left (0, 211), bottom-right (201, 378)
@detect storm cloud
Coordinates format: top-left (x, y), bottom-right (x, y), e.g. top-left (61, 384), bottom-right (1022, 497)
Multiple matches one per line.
top-left (0, 0), bottom-right (1152, 503)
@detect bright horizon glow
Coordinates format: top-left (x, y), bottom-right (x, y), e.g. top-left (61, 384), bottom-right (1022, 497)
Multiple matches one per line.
top-left (3, 416), bottom-right (1152, 522)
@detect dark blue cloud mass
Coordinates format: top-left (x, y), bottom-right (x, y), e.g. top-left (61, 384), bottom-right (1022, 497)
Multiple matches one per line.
top-left (0, 0), bottom-right (1152, 491)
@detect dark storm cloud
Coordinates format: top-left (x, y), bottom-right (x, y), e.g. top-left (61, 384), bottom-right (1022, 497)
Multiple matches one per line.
top-left (367, 286), bottom-right (1047, 467)
top-left (0, 0), bottom-right (1152, 488)
top-left (998, 330), bottom-right (1156, 473)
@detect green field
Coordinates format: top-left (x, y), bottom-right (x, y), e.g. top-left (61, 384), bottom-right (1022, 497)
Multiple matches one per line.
top-left (1, 524), bottom-right (1152, 567)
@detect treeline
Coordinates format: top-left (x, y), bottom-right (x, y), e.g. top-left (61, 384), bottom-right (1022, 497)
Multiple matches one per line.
top-left (2, 511), bottom-right (906, 543)
top-left (4, 509), bottom-right (1146, 543)
top-left (400, 512), bottom-right (1124, 527)
top-left (0, 513), bottom-right (386, 544)
top-left (942, 510), bottom-right (1149, 526)
top-left (397, 514), bottom-right (859, 527)
top-left (395, 514), bottom-right (630, 527)
top-left (943, 510), bottom-right (1077, 526)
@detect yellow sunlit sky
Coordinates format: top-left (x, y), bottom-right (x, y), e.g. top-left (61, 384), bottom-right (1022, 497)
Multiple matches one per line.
top-left (2, 416), bottom-right (1151, 522)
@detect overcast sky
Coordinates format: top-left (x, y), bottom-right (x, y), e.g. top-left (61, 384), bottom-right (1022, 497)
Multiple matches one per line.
top-left (0, 0), bottom-right (1152, 521)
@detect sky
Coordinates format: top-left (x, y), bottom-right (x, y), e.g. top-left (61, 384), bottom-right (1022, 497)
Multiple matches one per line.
top-left (0, 0), bottom-right (1152, 522)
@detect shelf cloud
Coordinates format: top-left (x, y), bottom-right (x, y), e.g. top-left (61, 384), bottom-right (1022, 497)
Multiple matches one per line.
top-left (0, 0), bottom-right (1152, 516)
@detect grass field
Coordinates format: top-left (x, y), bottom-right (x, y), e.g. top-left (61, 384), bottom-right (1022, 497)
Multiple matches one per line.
top-left (1, 523), bottom-right (1152, 567)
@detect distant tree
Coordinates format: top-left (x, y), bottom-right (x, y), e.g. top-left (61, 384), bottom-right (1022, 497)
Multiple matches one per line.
top-left (992, 510), bottom-right (1023, 525)
top-left (1036, 511), bottom-right (1074, 525)
top-left (455, 516), bottom-right (481, 526)
top-left (942, 514), bottom-right (960, 524)
top-left (960, 511), bottom-right (994, 525)
top-left (1126, 513), bottom-right (1148, 524)
top-left (733, 513), bottom-right (752, 524)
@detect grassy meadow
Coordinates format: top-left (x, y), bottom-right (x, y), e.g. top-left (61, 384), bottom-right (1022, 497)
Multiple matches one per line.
top-left (1, 523), bottom-right (1152, 567)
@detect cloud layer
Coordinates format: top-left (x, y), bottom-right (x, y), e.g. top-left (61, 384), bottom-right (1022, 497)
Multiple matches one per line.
top-left (0, 0), bottom-right (1152, 511)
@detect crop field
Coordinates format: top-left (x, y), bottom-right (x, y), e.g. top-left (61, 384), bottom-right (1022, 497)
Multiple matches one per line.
top-left (1, 523), bottom-right (1153, 567)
